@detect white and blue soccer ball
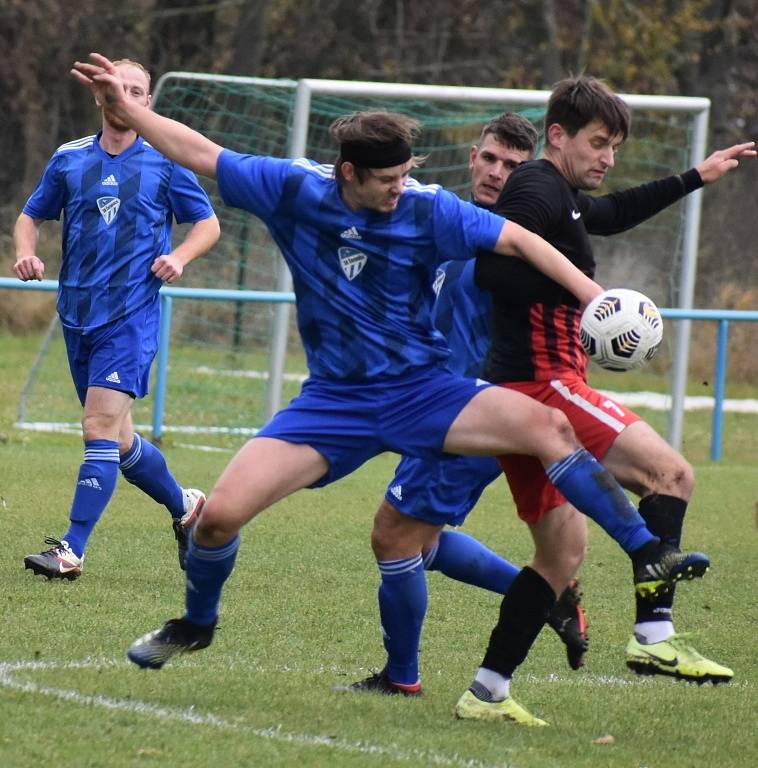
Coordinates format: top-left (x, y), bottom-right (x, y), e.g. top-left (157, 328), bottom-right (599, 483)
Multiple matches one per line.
top-left (580, 288), bottom-right (663, 372)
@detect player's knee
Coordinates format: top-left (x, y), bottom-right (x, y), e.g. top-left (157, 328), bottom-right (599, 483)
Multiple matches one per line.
top-left (194, 494), bottom-right (243, 546)
top-left (370, 498), bottom-right (435, 560)
top-left (370, 499), bottom-right (400, 557)
top-left (644, 452), bottom-right (695, 499)
top-left (668, 457), bottom-right (695, 499)
top-left (533, 544), bottom-right (584, 591)
top-left (81, 411), bottom-right (121, 442)
top-left (538, 407), bottom-right (577, 455)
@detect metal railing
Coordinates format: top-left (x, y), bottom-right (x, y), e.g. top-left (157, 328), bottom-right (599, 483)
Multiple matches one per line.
top-left (2, 277), bottom-right (756, 460)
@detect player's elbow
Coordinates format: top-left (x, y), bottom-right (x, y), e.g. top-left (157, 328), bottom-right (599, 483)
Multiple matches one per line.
top-left (203, 214), bottom-right (221, 246)
top-left (493, 219), bottom-right (525, 259)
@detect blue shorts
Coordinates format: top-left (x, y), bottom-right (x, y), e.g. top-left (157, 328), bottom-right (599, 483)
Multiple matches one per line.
top-left (256, 366), bottom-right (492, 487)
top-left (62, 295), bottom-right (160, 405)
top-left (385, 453), bottom-right (503, 527)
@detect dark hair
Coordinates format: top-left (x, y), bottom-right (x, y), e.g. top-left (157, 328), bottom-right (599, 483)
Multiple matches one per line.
top-left (545, 76), bottom-right (630, 141)
top-left (479, 112), bottom-right (538, 154)
top-left (330, 110), bottom-right (425, 183)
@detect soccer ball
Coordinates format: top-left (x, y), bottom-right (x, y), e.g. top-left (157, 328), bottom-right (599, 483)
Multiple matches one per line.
top-left (580, 288), bottom-right (663, 372)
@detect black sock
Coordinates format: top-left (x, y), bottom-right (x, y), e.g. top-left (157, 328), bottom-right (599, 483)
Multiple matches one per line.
top-left (481, 566), bottom-right (556, 678)
top-left (634, 494), bottom-right (687, 623)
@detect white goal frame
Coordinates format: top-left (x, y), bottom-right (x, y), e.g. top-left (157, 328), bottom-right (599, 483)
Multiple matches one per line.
top-left (153, 74), bottom-right (710, 451)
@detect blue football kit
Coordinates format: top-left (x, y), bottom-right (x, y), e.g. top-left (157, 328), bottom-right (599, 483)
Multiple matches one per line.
top-left (23, 132), bottom-right (214, 400)
top-left (216, 150), bottom-right (505, 482)
top-left (386, 258), bottom-right (504, 524)
top-left (21, 131), bottom-right (215, 567)
top-left (124, 146), bottom-right (662, 680)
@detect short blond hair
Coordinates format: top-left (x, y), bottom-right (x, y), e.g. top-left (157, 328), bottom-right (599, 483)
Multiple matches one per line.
top-left (112, 58), bottom-right (152, 92)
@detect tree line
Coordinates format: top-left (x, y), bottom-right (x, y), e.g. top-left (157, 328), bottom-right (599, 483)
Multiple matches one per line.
top-left (1, 0), bottom-right (756, 302)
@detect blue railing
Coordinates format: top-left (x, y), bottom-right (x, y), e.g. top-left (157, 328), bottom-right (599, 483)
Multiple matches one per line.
top-left (1, 277), bottom-right (756, 460)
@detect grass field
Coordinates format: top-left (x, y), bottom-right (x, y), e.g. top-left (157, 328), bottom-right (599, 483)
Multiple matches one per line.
top-left (1, 332), bottom-right (757, 768)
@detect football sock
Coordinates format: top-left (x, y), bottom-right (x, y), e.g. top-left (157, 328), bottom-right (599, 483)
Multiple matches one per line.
top-left (472, 668), bottom-right (510, 701)
top-left (377, 554), bottom-right (426, 686)
top-left (63, 440), bottom-right (120, 558)
top-left (634, 620), bottom-right (674, 644)
top-left (184, 534), bottom-right (240, 626)
top-left (481, 566), bottom-right (555, 679)
top-left (634, 494), bottom-right (687, 624)
top-left (547, 449), bottom-right (657, 554)
top-left (423, 530), bottom-right (520, 594)
top-left (120, 433), bottom-right (184, 518)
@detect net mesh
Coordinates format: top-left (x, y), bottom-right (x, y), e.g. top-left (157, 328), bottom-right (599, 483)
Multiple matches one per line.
top-left (17, 76), bottom-right (698, 447)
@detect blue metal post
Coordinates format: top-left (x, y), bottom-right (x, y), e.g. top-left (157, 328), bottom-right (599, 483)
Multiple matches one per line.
top-left (710, 319), bottom-right (729, 461)
top-left (152, 294), bottom-right (173, 442)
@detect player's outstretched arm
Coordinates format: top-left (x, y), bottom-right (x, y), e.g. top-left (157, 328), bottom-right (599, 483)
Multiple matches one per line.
top-left (493, 219), bottom-right (603, 307)
top-left (13, 213), bottom-right (45, 281)
top-left (696, 141), bottom-right (756, 184)
top-left (71, 53), bottom-right (223, 179)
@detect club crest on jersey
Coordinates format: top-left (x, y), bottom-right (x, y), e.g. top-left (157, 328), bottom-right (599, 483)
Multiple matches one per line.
top-left (97, 196), bottom-right (121, 226)
top-left (432, 268), bottom-right (446, 296)
top-left (338, 246), bottom-right (368, 281)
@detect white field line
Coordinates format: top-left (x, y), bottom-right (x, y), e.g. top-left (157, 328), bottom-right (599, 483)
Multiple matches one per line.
top-left (598, 389), bottom-right (758, 413)
top-left (15, 373), bottom-right (758, 440)
top-left (190, 365), bottom-right (308, 383)
top-left (15, 421), bottom-right (260, 436)
top-left (1, 656), bottom-right (749, 766)
top-left (0, 659), bottom-right (507, 768)
top-left (187, 367), bottom-right (758, 413)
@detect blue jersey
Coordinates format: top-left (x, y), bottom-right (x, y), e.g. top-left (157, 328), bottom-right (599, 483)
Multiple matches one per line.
top-left (216, 151), bottom-right (504, 380)
top-left (432, 259), bottom-right (492, 378)
top-left (24, 133), bottom-right (214, 332)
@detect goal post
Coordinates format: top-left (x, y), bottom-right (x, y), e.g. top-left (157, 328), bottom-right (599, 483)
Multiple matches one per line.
top-left (278, 78), bottom-right (710, 449)
top-left (16, 74), bottom-right (710, 450)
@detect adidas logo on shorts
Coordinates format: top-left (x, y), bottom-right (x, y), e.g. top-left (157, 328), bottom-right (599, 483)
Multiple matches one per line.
top-left (105, 371), bottom-right (121, 384)
top-left (390, 484), bottom-right (403, 501)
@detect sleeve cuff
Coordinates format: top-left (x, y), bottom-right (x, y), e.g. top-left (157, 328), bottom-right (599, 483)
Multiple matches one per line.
top-left (680, 167), bottom-right (704, 193)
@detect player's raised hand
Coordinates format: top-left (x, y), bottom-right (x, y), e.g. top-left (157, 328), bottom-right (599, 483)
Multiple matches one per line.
top-left (696, 141), bottom-right (756, 184)
top-left (71, 53), bottom-right (126, 113)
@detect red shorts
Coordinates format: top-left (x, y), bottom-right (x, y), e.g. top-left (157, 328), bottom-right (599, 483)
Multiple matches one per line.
top-left (498, 377), bottom-right (641, 524)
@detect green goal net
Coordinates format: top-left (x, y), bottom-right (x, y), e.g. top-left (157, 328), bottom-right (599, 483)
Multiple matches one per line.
top-left (17, 74), bottom-right (704, 450)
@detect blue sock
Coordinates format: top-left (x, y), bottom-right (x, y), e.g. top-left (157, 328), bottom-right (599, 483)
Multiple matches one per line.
top-left (423, 530), bottom-right (519, 594)
top-left (185, 534), bottom-right (240, 626)
top-left (63, 439), bottom-right (120, 557)
top-left (120, 433), bottom-right (184, 518)
top-left (547, 449), bottom-right (656, 553)
top-left (378, 555), bottom-right (427, 685)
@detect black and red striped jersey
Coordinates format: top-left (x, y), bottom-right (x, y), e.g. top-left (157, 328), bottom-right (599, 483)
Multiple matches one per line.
top-left (475, 159), bottom-right (702, 383)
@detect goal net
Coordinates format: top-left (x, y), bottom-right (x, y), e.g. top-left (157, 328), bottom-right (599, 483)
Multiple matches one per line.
top-left (17, 75), bottom-right (706, 450)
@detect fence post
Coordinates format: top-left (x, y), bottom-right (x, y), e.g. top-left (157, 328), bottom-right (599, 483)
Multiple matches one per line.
top-left (152, 294), bottom-right (173, 443)
top-left (710, 319), bottom-right (729, 461)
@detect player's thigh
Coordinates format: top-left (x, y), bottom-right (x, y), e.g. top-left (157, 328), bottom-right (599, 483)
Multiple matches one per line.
top-left (200, 437), bottom-right (329, 538)
top-left (443, 386), bottom-right (575, 463)
top-left (602, 421), bottom-right (694, 498)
